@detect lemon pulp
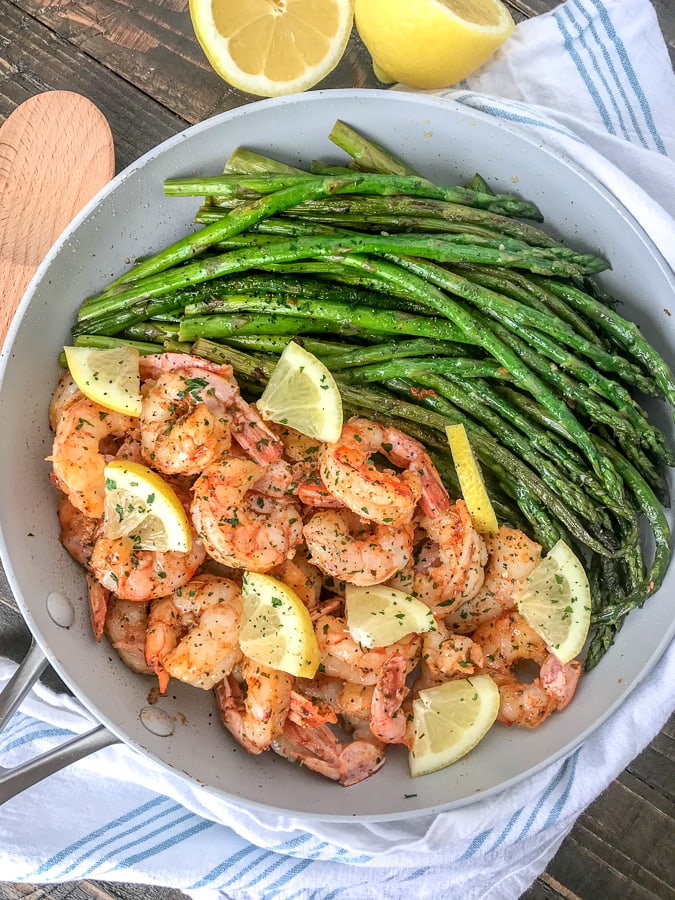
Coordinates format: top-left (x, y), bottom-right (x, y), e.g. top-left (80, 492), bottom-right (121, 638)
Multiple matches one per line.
top-left (257, 340), bottom-right (343, 443)
top-left (345, 583), bottom-right (436, 648)
top-left (103, 460), bottom-right (192, 553)
top-left (240, 572), bottom-right (321, 677)
top-left (446, 423), bottom-right (499, 536)
top-left (190, 0), bottom-right (355, 97)
top-left (409, 674), bottom-right (500, 777)
top-left (515, 539), bottom-right (592, 664)
top-left (64, 345), bottom-right (141, 416)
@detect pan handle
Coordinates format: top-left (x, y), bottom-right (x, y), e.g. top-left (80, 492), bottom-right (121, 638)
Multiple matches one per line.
top-left (0, 641), bottom-right (120, 805)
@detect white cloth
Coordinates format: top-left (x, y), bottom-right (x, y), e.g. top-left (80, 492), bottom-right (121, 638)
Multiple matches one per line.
top-left (1, 0), bottom-right (674, 896)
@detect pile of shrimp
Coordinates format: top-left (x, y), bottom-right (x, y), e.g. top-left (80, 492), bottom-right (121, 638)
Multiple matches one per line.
top-left (49, 351), bottom-right (583, 787)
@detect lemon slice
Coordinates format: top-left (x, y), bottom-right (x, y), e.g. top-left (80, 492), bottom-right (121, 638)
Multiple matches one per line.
top-left (514, 539), bottom-right (591, 664)
top-left (446, 424), bottom-right (499, 537)
top-left (189, 0), bottom-right (355, 98)
top-left (240, 572), bottom-right (321, 677)
top-left (409, 674), bottom-right (499, 778)
top-left (355, 0), bottom-right (515, 89)
top-left (257, 341), bottom-right (343, 443)
top-left (345, 583), bottom-right (436, 648)
top-left (103, 460), bottom-right (192, 553)
top-left (64, 345), bottom-right (142, 416)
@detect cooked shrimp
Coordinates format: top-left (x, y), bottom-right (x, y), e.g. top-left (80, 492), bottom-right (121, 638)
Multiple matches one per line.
top-left (270, 550), bottom-right (324, 611)
top-left (296, 673), bottom-right (374, 720)
top-left (49, 395), bottom-right (134, 518)
top-left (447, 527), bottom-right (542, 634)
top-left (58, 494), bottom-right (101, 568)
top-left (87, 573), bottom-right (110, 641)
top-left (191, 458), bottom-right (304, 571)
top-left (418, 619), bottom-right (484, 689)
top-left (413, 500), bottom-right (488, 615)
top-left (49, 372), bottom-right (80, 430)
top-left (145, 574), bottom-right (243, 692)
top-left (303, 509), bottom-right (413, 586)
top-left (272, 718), bottom-right (386, 786)
top-left (370, 654), bottom-right (412, 746)
top-left (472, 610), bottom-right (582, 728)
top-left (105, 596), bottom-right (153, 675)
top-left (288, 690), bottom-right (338, 727)
top-left (89, 530), bottom-right (206, 602)
top-left (140, 372), bottom-right (231, 475)
top-left (139, 353), bottom-right (282, 465)
top-left (314, 613), bottom-right (421, 685)
top-left (319, 417), bottom-right (449, 527)
top-left (215, 657), bottom-right (293, 754)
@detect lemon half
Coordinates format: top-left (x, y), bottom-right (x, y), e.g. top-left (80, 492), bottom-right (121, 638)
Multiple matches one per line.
top-left (257, 341), bottom-right (343, 443)
top-left (189, 0), bottom-right (355, 98)
top-left (409, 674), bottom-right (500, 777)
top-left (64, 345), bottom-right (141, 416)
top-left (103, 460), bottom-right (192, 553)
top-left (515, 539), bottom-right (591, 664)
top-left (240, 572), bottom-right (321, 677)
top-left (345, 583), bottom-right (436, 649)
top-left (355, 0), bottom-right (515, 89)
top-left (446, 424), bottom-right (499, 537)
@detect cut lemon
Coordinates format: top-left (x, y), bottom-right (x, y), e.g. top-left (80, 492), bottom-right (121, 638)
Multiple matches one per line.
top-left (409, 674), bottom-right (500, 777)
top-left (446, 424), bottom-right (499, 536)
top-left (189, 0), bottom-right (355, 98)
top-left (515, 539), bottom-right (591, 664)
top-left (103, 460), bottom-right (192, 553)
top-left (355, 0), bottom-right (515, 89)
top-left (257, 341), bottom-right (343, 443)
top-left (64, 345), bottom-right (141, 416)
top-left (345, 583), bottom-right (436, 648)
top-left (240, 572), bottom-right (321, 677)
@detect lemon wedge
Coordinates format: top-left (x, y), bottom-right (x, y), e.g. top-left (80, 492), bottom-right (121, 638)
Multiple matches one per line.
top-left (103, 460), bottom-right (192, 553)
top-left (257, 341), bottom-right (343, 443)
top-left (240, 572), bottom-right (321, 677)
top-left (446, 424), bottom-right (499, 537)
top-left (64, 345), bottom-right (141, 416)
top-left (189, 0), bottom-right (355, 98)
top-left (355, 0), bottom-right (515, 89)
top-left (345, 583), bottom-right (436, 649)
top-left (409, 674), bottom-right (500, 777)
top-left (514, 539), bottom-right (591, 664)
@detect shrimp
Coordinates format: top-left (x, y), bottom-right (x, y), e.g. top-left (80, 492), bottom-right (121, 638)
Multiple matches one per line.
top-left (49, 371), bottom-right (80, 430)
top-left (472, 610), bottom-right (582, 728)
top-left (271, 718), bottom-right (386, 786)
top-left (270, 550), bottom-right (324, 612)
top-left (145, 574), bottom-right (243, 692)
top-left (58, 494), bottom-right (101, 568)
top-left (139, 353), bottom-right (282, 466)
top-left (191, 458), bottom-right (304, 571)
top-left (49, 395), bottom-right (134, 518)
top-left (413, 501), bottom-right (488, 615)
top-left (303, 509), bottom-right (413, 586)
top-left (370, 653), bottom-right (412, 746)
top-left (417, 619), bottom-right (484, 690)
top-left (313, 613), bottom-right (421, 685)
top-left (446, 527), bottom-right (542, 634)
top-left (319, 417), bottom-right (449, 527)
top-left (296, 673), bottom-right (374, 720)
top-left (215, 657), bottom-right (293, 754)
top-left (105, 597), bottom-right (153, 675)
top-left (89, 530), bottom-right (206, 602)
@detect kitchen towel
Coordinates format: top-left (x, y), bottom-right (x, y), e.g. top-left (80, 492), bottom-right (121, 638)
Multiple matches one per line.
top-left (1, 0), bottom-right (674, 897)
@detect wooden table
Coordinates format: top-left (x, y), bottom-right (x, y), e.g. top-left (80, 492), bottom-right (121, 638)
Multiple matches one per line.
top-left (1, 2), bottom-right (673, 898)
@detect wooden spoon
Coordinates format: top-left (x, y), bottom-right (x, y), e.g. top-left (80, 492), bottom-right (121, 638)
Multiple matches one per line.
top-left (0, 91), bottom-right (115, 345)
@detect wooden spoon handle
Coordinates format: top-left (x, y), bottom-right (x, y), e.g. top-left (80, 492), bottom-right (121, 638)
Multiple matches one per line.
top-left (0, 91), bottom-right (115, 346)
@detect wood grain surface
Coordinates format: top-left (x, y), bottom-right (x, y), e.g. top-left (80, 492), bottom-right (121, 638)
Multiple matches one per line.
top-left (0, 1), bottom-right (673, 898)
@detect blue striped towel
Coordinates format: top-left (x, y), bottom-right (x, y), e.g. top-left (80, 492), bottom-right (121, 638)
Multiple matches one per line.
top-left (2, 0), bottom-right (674, 897)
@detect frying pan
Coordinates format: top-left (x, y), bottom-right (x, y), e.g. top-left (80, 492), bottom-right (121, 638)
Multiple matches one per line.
top-left (0, 90), bottom-right (673, 819)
